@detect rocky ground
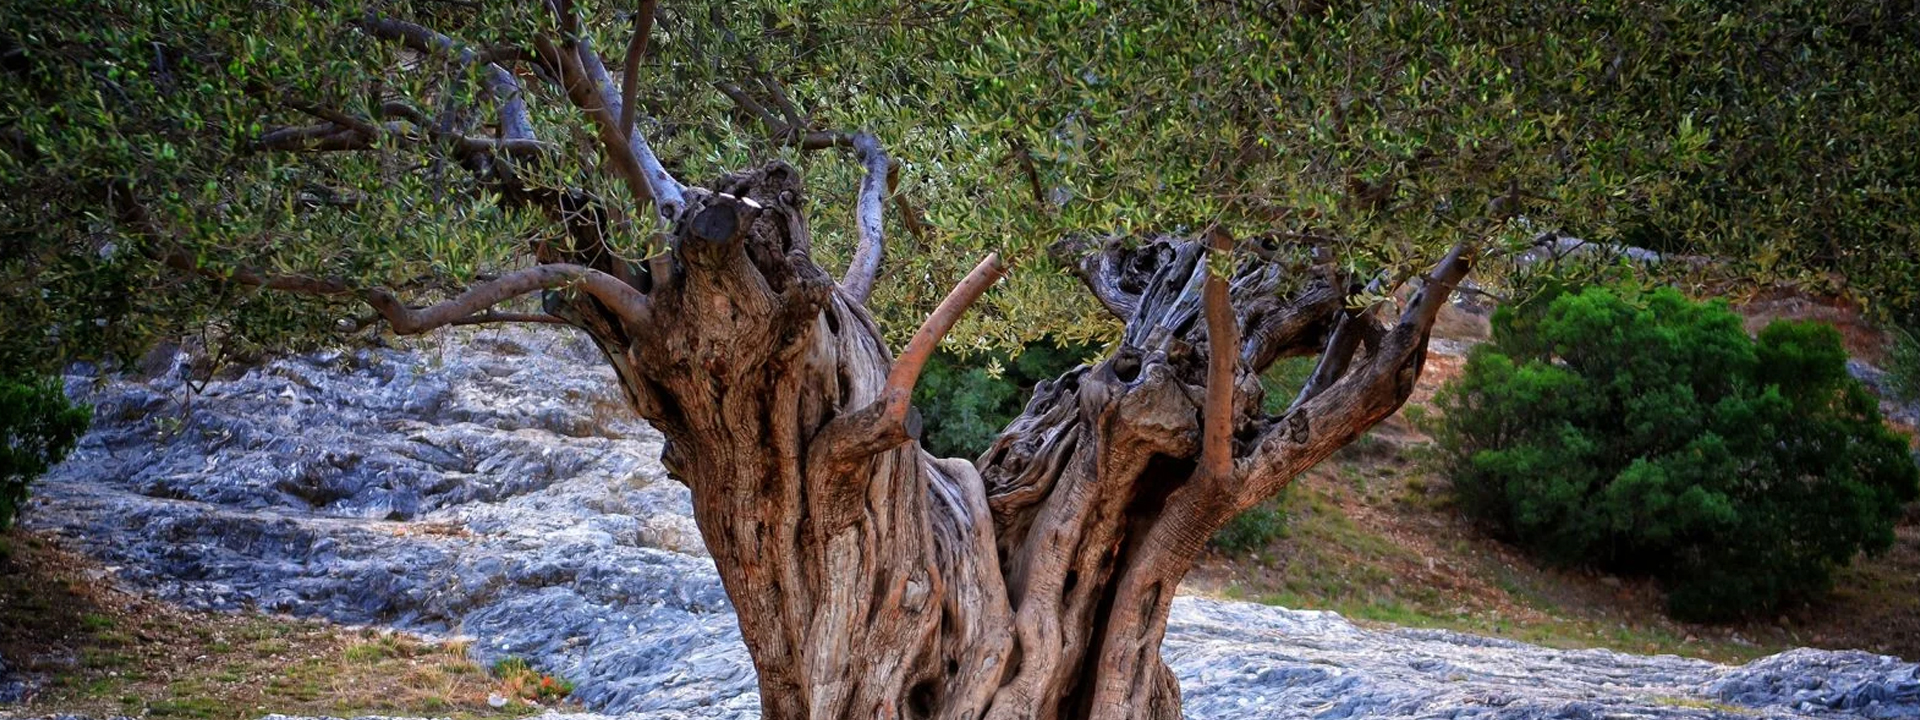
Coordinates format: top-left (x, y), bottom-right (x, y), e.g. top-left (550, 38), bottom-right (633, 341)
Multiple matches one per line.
top-left (4, 326), bottom-right (1918, 719)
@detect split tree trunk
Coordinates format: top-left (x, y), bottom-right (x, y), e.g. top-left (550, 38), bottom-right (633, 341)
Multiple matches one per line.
top-left (542, 163), bottom-right (1471, 720)
top-left (214, 11), bottom-right (1466, 720)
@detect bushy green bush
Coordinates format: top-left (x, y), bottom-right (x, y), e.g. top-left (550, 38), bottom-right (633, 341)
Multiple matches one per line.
top-left (2, 375), bottom-right (91, 532)
top-left (1885, 325), bottom-right (1920, 404)
top-left (1209, 495), bottom-right (1289, 556)
top-left (1428, 286), bottom-right (1919, 621)
top-left (913, 339), bottom-right (1095, 459)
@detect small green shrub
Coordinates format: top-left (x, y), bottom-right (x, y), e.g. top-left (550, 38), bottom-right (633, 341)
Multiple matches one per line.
top-left (1258, 356), bottom-right (1319, 415)
top-left (913, 339), bottom-right (1095, 459)
top-left (2, 374), bottom-right (91, 532)
top-left (1428, 285), bottom-right (1919, 621)
top-left (1210, 493), bottom-right (1289, 556)
top-left (1885, 325), bottom-right (1920, 404)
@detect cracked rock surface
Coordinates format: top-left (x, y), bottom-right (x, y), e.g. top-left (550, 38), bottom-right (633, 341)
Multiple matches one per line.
top-left (10, 327), bottom-right (1918, 719)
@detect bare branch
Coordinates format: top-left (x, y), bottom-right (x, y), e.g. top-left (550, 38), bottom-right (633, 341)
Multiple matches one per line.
top-left (885, 159), bottom-right (931, 246)
top-left (881, 253), bottom-right (1008, 425)
top-left (340, 16), bottom-right (545, 165)
top-left (473, 45), bottom-right (538, 66)
top-left (715, 81), bottom-right (786, 136)
top-left (161, 252), bottom-right (352, 295)
top-left (619, 0), bottom-right (659, 139)
top-left (483, 64), bottom-right (536, 142)
top-left (376, 100), bottom-right (430, 125)
top-left (257, 115), bottom-right (549, 158)
top-left (256, 123), bottom-right (352, 151)
top-left (365, 264), bottom-right (648, 334)
top-left (285, 100), bottom-right (380, 138)
top-left (535, 35), bottom-right (658, 216)
top-left (1199, 229), bottom-right (1238, 484)
top-left (1012, 139), bottom-right (1048, 212)
top-left (551, 0), bottom-right (580, 38)
top-left (798, 130), bottom-right (856, 150)
top-left (162, 243), bottom-right (644, 336)
top-left (126, 188), bottom-right (640, 337)
top-left (1283, 307), bottom-right (1371, 414)
top-left (340, 309), bottom-right (568, 332)
top-left (573, 36), bottom-right (686, 218)
top-left (841, 133), bottom-right (889, 305)
top-left (355, 17), bottom-right (467, 60)
top-left (450, 310), bottom-right (570, 327)
top-left (758, 75), bottom-right (807, 132)
top-left (715, 82), bottom-right (925, 251)
top-left (1050, 234), bottom-right (1140, 319)
top-left (816, 254), bottom-right (1008, 460)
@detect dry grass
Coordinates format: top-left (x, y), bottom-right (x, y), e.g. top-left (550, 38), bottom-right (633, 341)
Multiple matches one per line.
top-left (0, 532), bottom-right (573, 719)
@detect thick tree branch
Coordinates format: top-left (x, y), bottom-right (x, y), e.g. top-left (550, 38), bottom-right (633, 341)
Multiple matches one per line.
top-left (1284, 307), bottom-right (1372, 414)
top-left (125, 185), bottom-right (639, 337)
top-left (1051, 235), bottom-right (1141, 320)
top-left (572, 35), bottom-right (686, 218)
top-left (536, 35), bottom-right (659, 219)
top-left (347, 16), bottom-right (539, 155)
top-left (715, 81), bottom-right (929, 251)
top-left (285, 100), bottom-right (380, 138)
top-left (257, 115), bottom-right (549, 157)
top-left (1199, 229), bottom-right (1238, 485)
top-left (819, 253), bottom-right (1008, 458)
top-left (841, 133), bottom-right (889, 305)
top-left (887, 253), bottom-right (1008, 412)
top-left (1238, 243), bottom-right (1475, 508)
top-left (160, 252), bottom-right (353, 295)
top-left (797, 130), bottom-right (856, 150)
top-left (376, 100), bottom-right (430, 125)
top-left (339, 309), bottom-right (569, 333)
top-left (160, 244), bottom-right (645, 336)
top-left (1397, 243), bottom-right (1475, 330)
top-left (256, 123), bottom-right (353, 151)
top-left (450, 310), bottom-right (569, 327)
top-left (715, 80), bottom-right (862, 151)
top-left (364, 264), bottom-right (648, 334)
top-left (618, 0), bottom-right (658, 139)
top-left (758, 74), bottom-right (807, 132)
top-left (355, 17), bottom-right (468, 60)
top-left (484, 64), bottom-right (536, 143)
top-left (716, 81), bottom-right (783, 136)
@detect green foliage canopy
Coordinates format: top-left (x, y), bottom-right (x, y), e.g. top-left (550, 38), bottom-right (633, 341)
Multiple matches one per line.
top-left (3, 0), bottom-right (1917, 370)
top-left (1429, 286), bottom-right (1919, 620)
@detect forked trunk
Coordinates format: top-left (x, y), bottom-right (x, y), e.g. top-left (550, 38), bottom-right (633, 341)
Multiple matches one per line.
top-left (188, 9), bottom-right (1469, 719)
top-left (544, 163), bottom-right (1469, 720)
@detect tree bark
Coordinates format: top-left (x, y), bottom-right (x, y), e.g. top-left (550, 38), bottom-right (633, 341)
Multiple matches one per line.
top-left (534, 162), bottom-right (1471, 720)
top-left (244, 13), bottom-right (1468, 716)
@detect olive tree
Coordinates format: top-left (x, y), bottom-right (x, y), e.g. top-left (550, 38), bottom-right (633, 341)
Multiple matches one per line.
top-left (4, 1), bottom-right (1915, 718)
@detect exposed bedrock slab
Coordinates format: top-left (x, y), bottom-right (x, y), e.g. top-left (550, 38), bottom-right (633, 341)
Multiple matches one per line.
top-left (16, 327), bottom-right (1918, 719)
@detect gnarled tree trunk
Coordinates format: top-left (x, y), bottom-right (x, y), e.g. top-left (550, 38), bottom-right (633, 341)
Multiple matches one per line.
top-left (540, 163), bottom-right (1471, 720)
top-left (219, 12), bottom-right (1473, 719)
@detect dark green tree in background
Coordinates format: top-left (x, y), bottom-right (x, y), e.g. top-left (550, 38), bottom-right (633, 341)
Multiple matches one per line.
top-left (912, 340), bottom-right (1095, 459)
top-left (1430, 286), bottom-right (1919, 620)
